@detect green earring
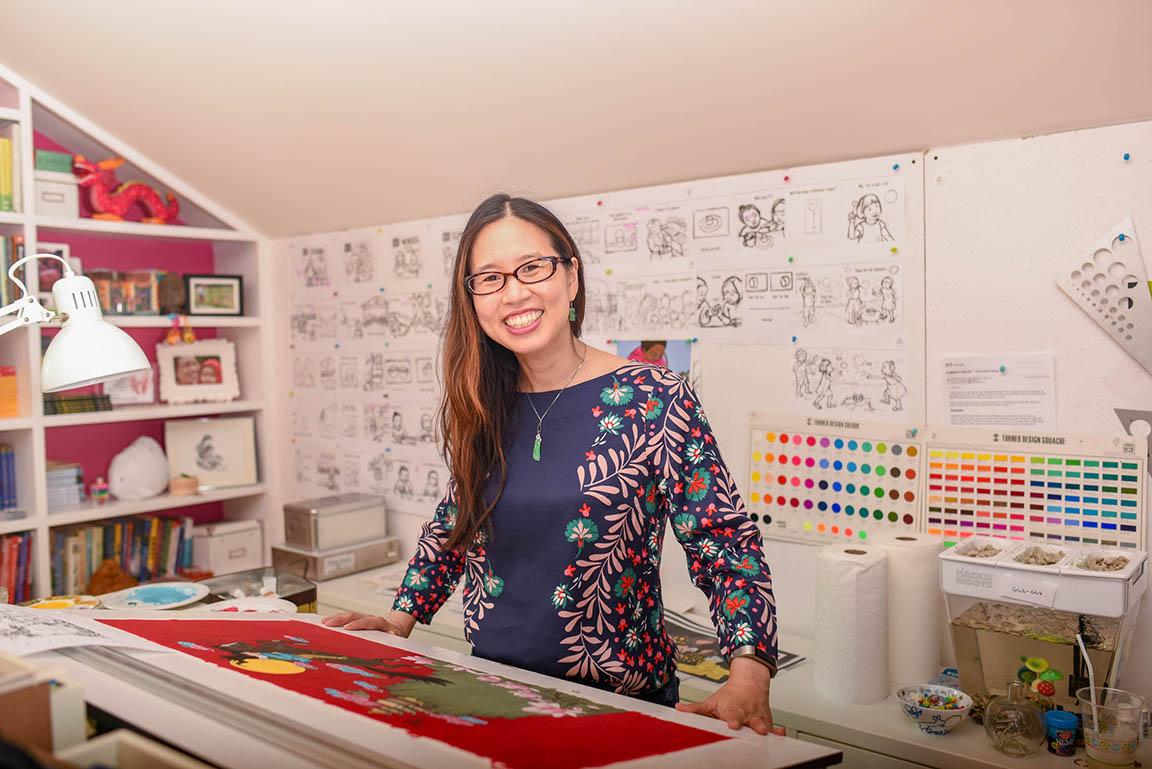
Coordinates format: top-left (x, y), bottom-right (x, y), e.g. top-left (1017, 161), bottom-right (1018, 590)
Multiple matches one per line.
top-left (568, 303), bottom-right (577, 322)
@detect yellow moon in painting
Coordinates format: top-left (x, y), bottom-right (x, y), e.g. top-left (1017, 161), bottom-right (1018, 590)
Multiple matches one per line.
top-left (230, 659), bottom-right (306, 675)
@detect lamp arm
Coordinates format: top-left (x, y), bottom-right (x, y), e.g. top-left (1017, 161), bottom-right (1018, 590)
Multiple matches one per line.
top-left (8, 253), bottom-right (74, 299)
top-left (0, 253), bottom-right (70, 337)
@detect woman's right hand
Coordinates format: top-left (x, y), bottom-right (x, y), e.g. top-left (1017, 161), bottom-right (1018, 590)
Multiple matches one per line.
top-left (322, 610), bottom-right (414, 637)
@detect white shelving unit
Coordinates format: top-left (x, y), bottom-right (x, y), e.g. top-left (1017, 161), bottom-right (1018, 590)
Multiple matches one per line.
top-left (0, 63), bottom-right (285, 598)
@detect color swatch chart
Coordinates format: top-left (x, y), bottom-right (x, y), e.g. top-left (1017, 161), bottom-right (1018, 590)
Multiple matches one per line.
top-left (923, 429), bottom-right (1147, 549)
top-left (746, 414), bottom-right (924, 544)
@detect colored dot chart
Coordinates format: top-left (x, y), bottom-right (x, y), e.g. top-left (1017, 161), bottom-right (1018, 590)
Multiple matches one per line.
top-left (747, 415), bottom-right (924, 543)
top-left (923, 428), bottom-right (1147, 549)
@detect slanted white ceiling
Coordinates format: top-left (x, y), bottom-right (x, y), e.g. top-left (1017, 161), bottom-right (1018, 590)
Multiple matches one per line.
top-left (3, 0), bottom-right (1151, 237)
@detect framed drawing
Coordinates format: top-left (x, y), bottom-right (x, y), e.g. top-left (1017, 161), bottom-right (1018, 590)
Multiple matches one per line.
top-left (185, 274), bottom-right (244, 316)
top-left (101, 365), bottom-right (157, 406)
top-left (35, 242), bottom-right (81, 308)
top-left (156, 339), bottom-right (240, 404)
top-left (165, 416), bottom-right (258, 489)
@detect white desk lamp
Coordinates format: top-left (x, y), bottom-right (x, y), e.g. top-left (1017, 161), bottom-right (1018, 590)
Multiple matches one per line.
top-left (2, 253), bottom-right (150, 392)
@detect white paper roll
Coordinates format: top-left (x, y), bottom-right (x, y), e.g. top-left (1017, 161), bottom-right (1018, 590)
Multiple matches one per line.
top-left (814, 544), bottom-right (889, 704)
top-left (874, 533), bottom-right (946, 687)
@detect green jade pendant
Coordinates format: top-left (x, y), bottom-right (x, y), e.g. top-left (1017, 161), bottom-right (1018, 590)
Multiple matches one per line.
top-left (532, 429), bottom-right (542, 461)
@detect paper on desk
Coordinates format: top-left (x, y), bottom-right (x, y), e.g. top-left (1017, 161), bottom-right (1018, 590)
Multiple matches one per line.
top-left (0, 605), bottom-right (171, 656)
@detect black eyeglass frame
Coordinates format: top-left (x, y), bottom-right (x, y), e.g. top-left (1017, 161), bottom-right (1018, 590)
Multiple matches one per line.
top-left (463, 255), bottom-right (575, 295)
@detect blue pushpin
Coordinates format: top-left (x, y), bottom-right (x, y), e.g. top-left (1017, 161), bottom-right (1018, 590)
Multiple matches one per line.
top-left (893, 163), bottom-right (901, 171)
top-left (999, 365), bottom-right (1006, 374)
top-left (1123, 152), bottom-right (1131, 162)
top-left (1119, 233), bottom-right (1127, 242)
top-left (690, 337), bottom-right (698, 343)
top-left (378, 287), bottom-right (385, 293)
top-left (791, 335), bottom-right (798, 343)
top-left (909, 428), bottom-right (918, 437)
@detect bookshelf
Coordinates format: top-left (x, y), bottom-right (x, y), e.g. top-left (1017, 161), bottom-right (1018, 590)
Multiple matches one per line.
top-left (0, 63), bottom-right (285, 600)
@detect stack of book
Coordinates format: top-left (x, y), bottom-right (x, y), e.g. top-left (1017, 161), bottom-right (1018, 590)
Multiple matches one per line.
top-left (0, 531), bottom-right (33, 603)
top-left (0, 443), bottom-right (17, 517)
top-left (46, 461), bottom-right (84, 511)
top-left (0, 235), bottom-right (27, 307)
top-left (43, 393), bottom-right (113, 415)
top-left (51, 516), bottom-right (194, 595)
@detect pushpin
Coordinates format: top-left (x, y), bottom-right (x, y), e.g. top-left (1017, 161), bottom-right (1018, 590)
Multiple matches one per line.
top-left (890, 246), bottom-right (899, 254)
top-left (788, 256), bottom-right (794, 263)
top-left (378, 287), bottom-right (385, 293)
top-left (606, 268), bottom-right (614, 276)
top-left (999, 365), bottom-right (1006, 374)
top-left (690, 337), bottom-right (698, 343)
top-left (893, 163), bottom-right (901, 171)
top-left (1123, 152), bottom-right (1131, 162)
top-left (909, 428), bottom-right (919, 437)
top-left (783, 175), bottom-right (791, 182)
top-left (288, 391), bottom-right (294, 398)
top-left (335, 343), bottom-right (340, 349)
top-left (791, 335), bottom-right (798, 343)
top-left (596, 200), bottom-right (603, 207)
top-left (427, 283), bottom-right (432, 289)
top-left (1119, 233), bottom-right (1127, 242)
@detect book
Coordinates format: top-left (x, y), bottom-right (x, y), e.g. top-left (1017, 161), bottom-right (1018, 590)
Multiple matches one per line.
top-left (0, 137), bottom-right (12, 212)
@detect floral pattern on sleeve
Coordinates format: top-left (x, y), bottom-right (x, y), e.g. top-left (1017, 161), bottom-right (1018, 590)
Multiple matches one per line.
top-left (391, 482), bottom-right (503, 641)
top-left (556, 363), bottom-right (778, 694)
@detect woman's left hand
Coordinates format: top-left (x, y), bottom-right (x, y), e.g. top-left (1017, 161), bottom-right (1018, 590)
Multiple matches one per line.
top-left (675, 656), bottom-right (773, 734)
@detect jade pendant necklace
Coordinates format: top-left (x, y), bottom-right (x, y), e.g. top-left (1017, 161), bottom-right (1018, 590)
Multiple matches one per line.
top-left (525, 345), bottom-right (588, 462)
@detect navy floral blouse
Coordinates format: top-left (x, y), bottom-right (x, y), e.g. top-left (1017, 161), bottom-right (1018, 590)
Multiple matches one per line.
top-left (392, 363), bottom-right (778, 696)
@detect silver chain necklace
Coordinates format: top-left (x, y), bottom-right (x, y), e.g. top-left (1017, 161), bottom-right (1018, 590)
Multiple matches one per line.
top-left (525, 345), bottom-right (588, 462)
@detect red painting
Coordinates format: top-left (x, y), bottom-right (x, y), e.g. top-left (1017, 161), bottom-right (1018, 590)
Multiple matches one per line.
top-left (101, 619), bottom-right (726, 769)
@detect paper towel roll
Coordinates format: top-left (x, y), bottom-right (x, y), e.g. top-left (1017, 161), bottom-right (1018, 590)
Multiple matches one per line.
top-left (814, 544), bottom-right (889, 704)
top-left (874, 534), bottom-right (946, 687)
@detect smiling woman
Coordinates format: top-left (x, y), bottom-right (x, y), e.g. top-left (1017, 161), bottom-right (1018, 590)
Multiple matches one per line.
top-left (325, 194), bottom-right (780, 734)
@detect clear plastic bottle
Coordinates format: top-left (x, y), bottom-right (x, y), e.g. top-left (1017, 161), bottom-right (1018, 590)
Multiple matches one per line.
top-left (985, 681), bottom-right (1047, 757)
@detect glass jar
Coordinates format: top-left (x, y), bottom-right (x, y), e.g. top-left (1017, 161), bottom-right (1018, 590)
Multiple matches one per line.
top-left (985, 681), bottom-right (1047, 756)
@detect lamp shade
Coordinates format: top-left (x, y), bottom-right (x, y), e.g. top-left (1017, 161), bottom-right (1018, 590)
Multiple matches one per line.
top-left (40, 274), bottom-right (150, 392)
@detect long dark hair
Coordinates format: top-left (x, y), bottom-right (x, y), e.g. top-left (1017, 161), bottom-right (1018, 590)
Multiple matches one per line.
top-left (440, 194), bottom-right (585, 551)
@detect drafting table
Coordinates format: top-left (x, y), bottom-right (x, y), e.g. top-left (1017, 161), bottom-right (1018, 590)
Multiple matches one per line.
top-left (32, 612), bottom-right (840, 769)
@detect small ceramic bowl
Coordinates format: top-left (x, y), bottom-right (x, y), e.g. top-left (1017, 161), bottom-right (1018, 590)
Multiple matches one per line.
top-left (896, 685), bottom-right (972, 736)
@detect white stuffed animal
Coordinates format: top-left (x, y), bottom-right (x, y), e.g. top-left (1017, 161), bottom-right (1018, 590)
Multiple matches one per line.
top-left (108, 436), bottom-right (169, 501)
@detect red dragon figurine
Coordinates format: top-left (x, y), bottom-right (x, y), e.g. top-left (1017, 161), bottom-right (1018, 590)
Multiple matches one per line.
top-left (72, 155), bottom-right (180, 224)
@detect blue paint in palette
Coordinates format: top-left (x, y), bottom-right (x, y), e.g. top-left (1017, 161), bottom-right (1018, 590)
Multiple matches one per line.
top-left (125, 585), bottom-right (199, 607)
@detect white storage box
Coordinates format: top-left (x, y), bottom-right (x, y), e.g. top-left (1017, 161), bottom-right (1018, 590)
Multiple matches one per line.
top-left (940, 542), bottom-right (1147, 617)
top-left (192, 520), bottom-right (264, 575)
top-left (33, 169), bottom-right (78, 217)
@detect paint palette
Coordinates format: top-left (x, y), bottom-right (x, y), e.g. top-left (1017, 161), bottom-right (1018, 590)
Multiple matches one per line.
top-left (101, 581), bottom-right (210, 610)
top-left (923, 428), bottom-right (1147, 549)
top-left (747, 414), bottom-right (924, 543)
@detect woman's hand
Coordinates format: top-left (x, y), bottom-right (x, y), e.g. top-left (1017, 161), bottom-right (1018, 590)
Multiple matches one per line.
top-left (322, 610), bottom-right (416, 637)
top-left (675, 656), bottom-right (773, 734)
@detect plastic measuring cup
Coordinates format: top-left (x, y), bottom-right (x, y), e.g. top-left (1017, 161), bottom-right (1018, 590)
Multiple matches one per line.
top-left (1076, 687), bottom-right (1151, 768)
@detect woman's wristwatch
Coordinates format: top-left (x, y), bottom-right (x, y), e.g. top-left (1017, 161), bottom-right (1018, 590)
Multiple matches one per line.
top-left (729, 645), bottom-right (777, 676)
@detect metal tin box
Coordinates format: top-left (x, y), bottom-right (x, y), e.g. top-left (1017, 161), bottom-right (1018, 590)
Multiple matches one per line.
top-left (283, 493), bottom-right (386, 551)
top-left (271, 536), bottom-right (401, 582)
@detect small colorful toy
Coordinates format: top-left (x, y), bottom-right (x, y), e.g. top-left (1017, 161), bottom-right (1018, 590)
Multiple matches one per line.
top-left (89, 476), bottom-right (110, 505)
top-left (72, 155), bottom-right (180, 223)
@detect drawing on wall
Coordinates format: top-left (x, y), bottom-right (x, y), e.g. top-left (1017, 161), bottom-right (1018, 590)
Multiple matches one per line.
top-left (746, 273), bottom-right (768, 292)
top-left (296, 245), bottom-right (330, 288)
top-left (385, 357), bottom-right (414, 386)
top-left (319, 356), bottom-right (337, 390)
top-left (563, 218), bottom-right (602, 264)
top-left (343, 238), bottom-right (374, 284)
top-left (98, 619), bottom-right (726, 769)
top-left (692, 207), bottom-right (729, 238)
top-left (364, 404), bottom-right (390, 443)
top-left (318, 402), bottom-right (338, 439)
top-left (339, 302), bottom-right (365, 339)
top-left (804, 199), bottom-right (823, 234)
top-left (736, 202), bottom-right (781, 249)
top-left (604, 222), bottom-right (638, 254)
top-left (393, 235), bottom-right (423, 279)
top-left (340, 404), bottom-right (360, 439)
top-left (317, 452), bottom-right (340, 491)
top-left (339, 357), bottom-right (358, 390)
top-left (363, 354), bottom-right (386, 392)
top-left (361, 292), bottom-right (447, 342)
top-left (645, 216), bottom-right (688, 260)
top-left (416, 357), bottom-right (435, 385)
top-left (581, 276), bottom-right (622, 335)
top-left (605, 275), bottom-right (697, 334)
top-left (440, 227), bottom-right (463, 277)
top-left (792, 349), bottom-right (908, 415)
top-left (697, 274), bottom-right (744, 328)
top-left (293, 357), bottom-right (316, 389)
top-left (801, 277), bottom-right (816, 327)
top-left (342, 455), bottom-right (361, 490)
top-left (294, 448), bottom-right (313, 486)
top-left (847, 193), bottom-right (894, 243)
top-left (290, 306), bottom-right (318, 342)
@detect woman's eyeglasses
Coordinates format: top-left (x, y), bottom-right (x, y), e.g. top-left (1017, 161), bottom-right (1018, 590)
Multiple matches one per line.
top-left (464, 256), bottom-right (573, 295)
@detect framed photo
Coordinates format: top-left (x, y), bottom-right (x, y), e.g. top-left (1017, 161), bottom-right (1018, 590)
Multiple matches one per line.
top-left (165, 416), bottom-right (258, 490)
top-left (35, 243), bottom-right (82, 309)
top-left (101, 364), bottom-right (157, 406)
top-left (185, 274), bottom-right (244, 316)
top-left (156, 339), bottom-right (241, 405)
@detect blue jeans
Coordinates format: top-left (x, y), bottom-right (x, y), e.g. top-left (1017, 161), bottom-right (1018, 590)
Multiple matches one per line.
top-left (635, 675), bottom-right (680, 708)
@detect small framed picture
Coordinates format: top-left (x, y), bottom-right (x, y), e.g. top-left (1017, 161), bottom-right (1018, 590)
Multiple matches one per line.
top-left (155, 339), bottom-right (241, 404)
top-left (101, 364), bottom-right (157, 406)
top-left (35, 243), bottom-right (81, 308)
top-left (165, 416), bottom-right (258, 490)
top-left (185, 274), bottom-right (244, 316)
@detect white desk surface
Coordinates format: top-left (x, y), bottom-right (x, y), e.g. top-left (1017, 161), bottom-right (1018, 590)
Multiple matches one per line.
top-left (318, 565), bottom-right (1151, 769)
top-left (33, 610), bottom-right (840, 769)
